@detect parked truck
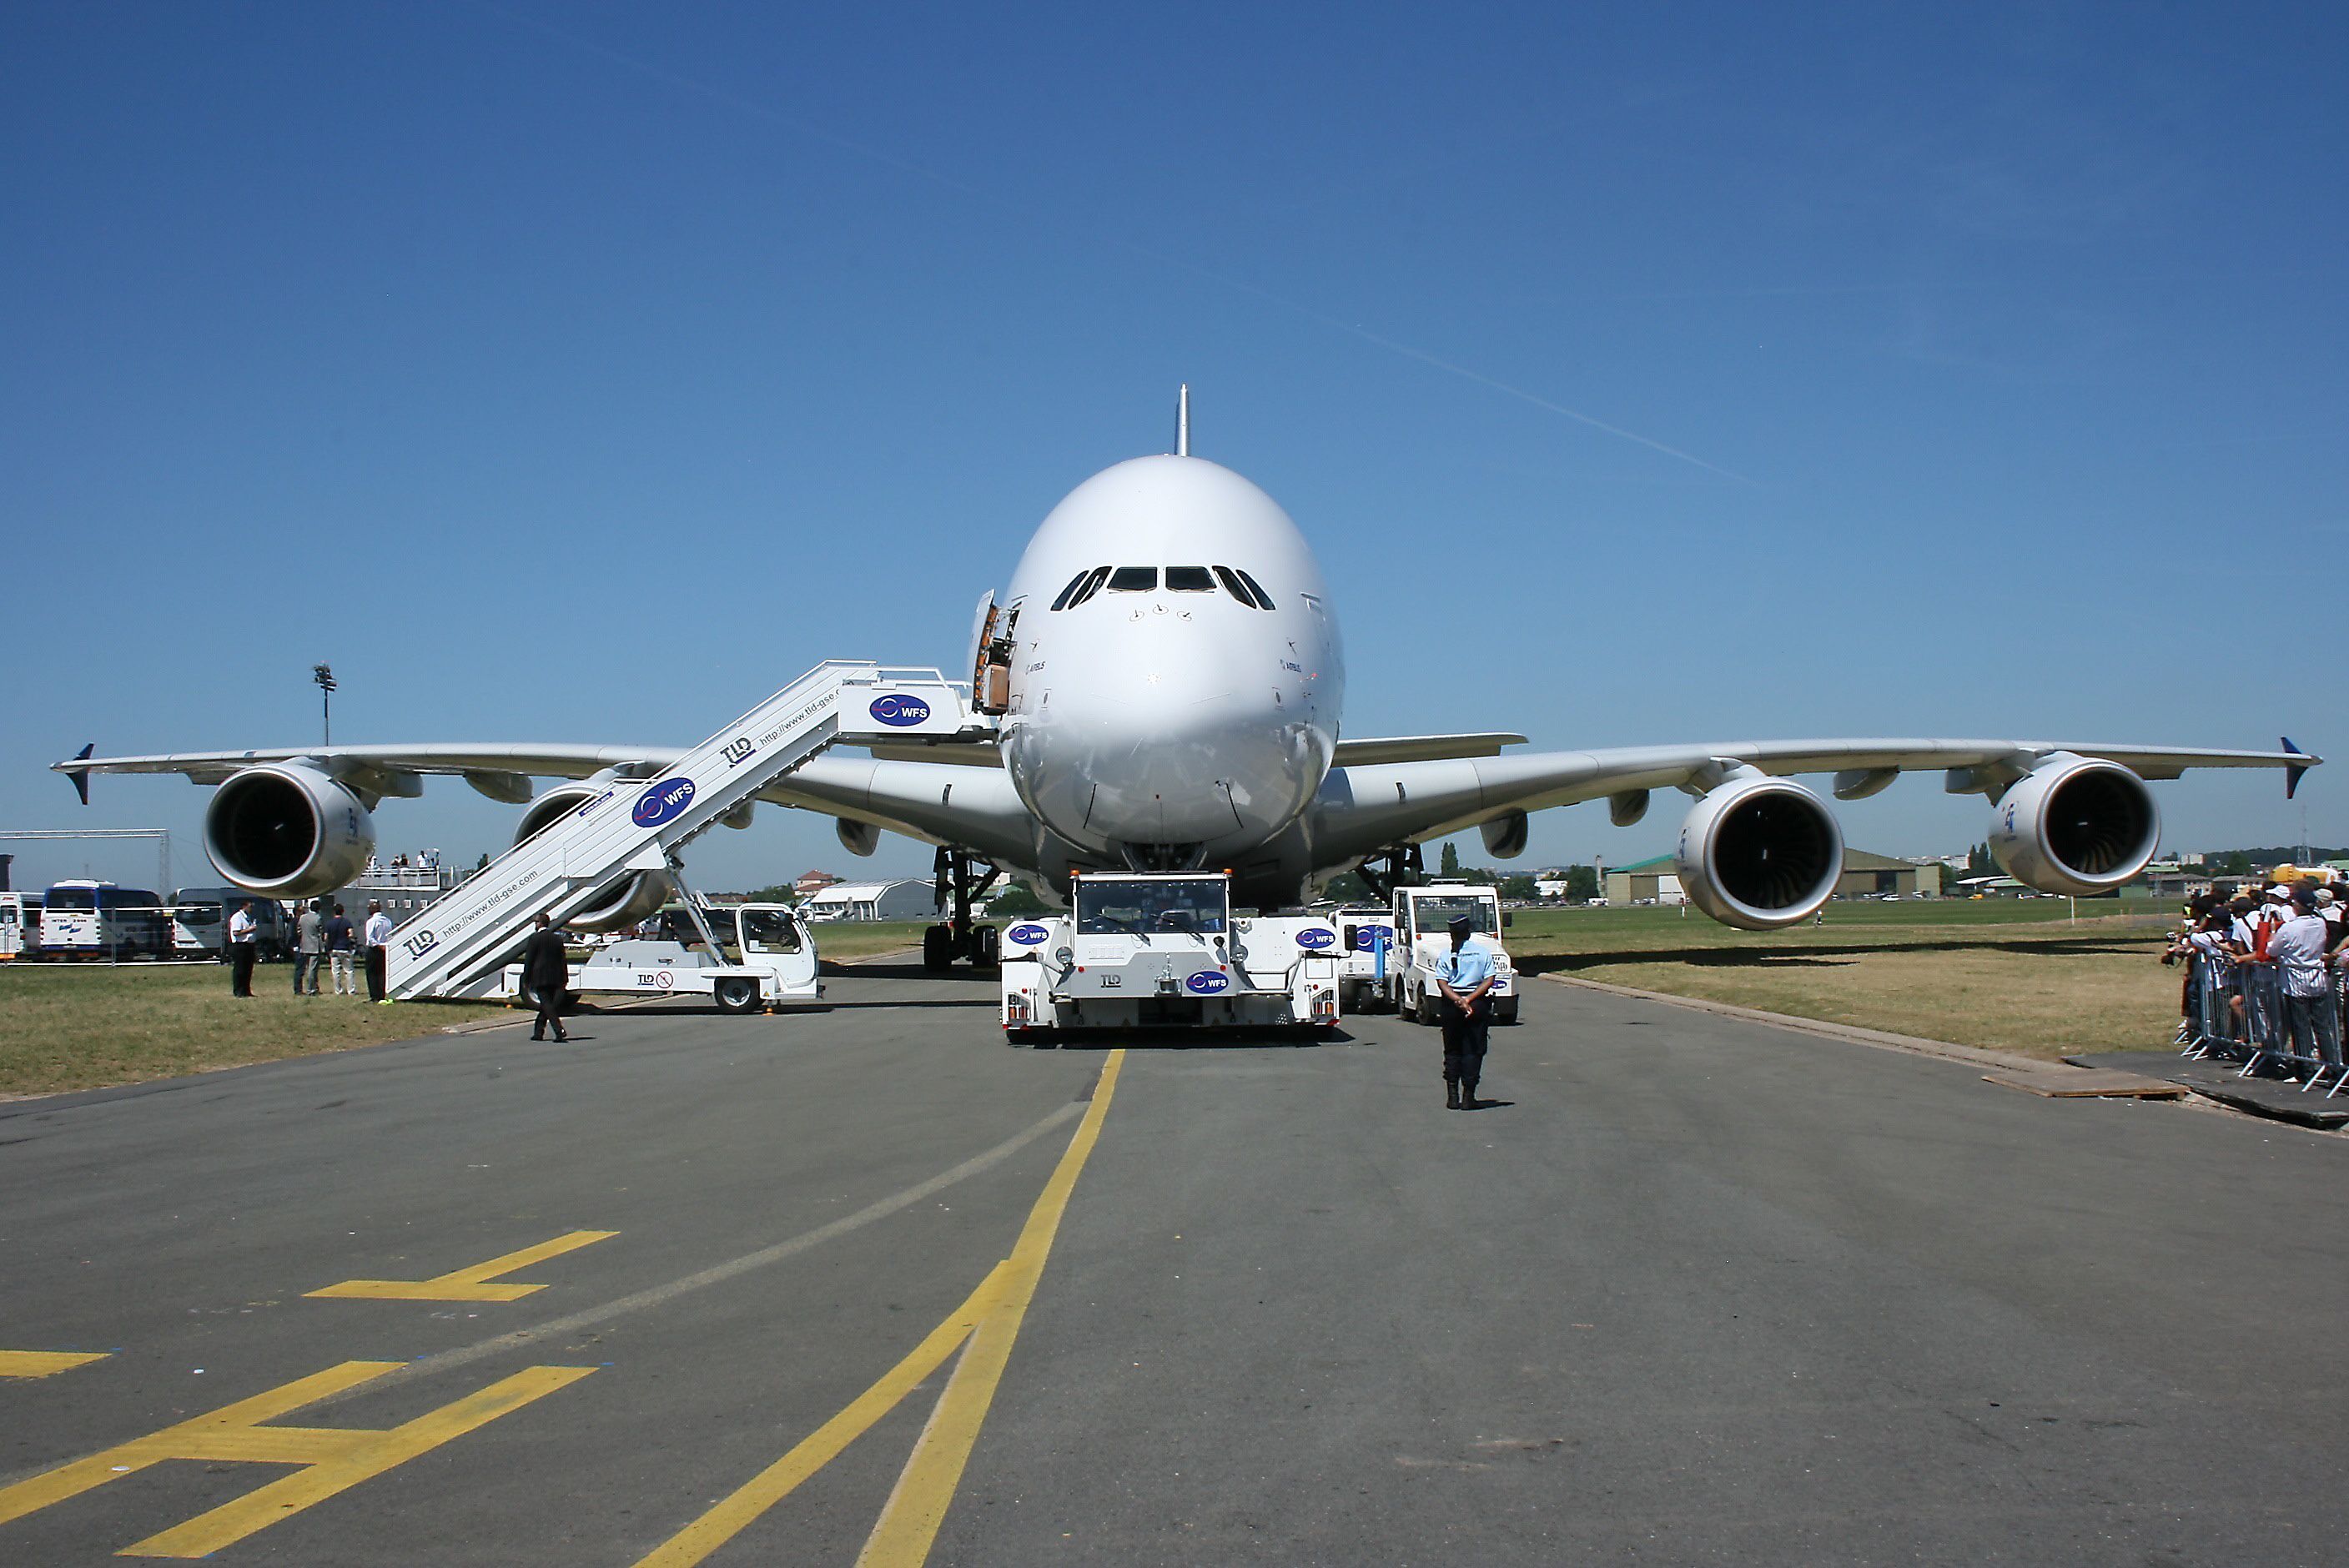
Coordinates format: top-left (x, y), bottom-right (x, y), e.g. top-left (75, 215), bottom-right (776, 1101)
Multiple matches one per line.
top-left (1346, 881), bottom-right (1519, 1025)
top-left (999, 871), bottom-right (1341, 1040)
top-left (500, 902), bottom-right (820, 1016)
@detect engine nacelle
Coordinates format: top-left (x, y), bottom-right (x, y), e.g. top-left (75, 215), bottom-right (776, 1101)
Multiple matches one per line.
top-left (1988, 753), bottom-right (2159, 897)
top-left (1674, 774), bottom-right (1844, 930)
top-left (514, 784), bottom-right (672, 932)
top-left (204, 764), bottom-right (376, 897)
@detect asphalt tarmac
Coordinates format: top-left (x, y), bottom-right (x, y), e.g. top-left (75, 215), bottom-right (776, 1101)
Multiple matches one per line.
top-left (3, 965), bottom-right (2346, 1565)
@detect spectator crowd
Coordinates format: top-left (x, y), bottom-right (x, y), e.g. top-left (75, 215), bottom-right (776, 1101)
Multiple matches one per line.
top-left (2166, 879), bottom-right (2349, 1089)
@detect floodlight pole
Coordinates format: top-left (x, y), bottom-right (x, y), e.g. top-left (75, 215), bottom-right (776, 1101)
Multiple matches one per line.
top-left (313, 663), bottom-right (337, 746)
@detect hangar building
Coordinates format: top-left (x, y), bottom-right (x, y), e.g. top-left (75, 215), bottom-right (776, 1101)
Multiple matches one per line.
top-left (802, 878), bottom-right (934, 922)
top-left (1605, 850), bottom-right (1943, 905)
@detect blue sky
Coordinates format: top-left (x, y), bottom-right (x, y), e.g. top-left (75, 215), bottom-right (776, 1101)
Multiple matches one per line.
top-left (5, 2), bottom-right (2342, 894)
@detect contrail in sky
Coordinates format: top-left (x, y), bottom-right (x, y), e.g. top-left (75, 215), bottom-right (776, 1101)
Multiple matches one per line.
top-left (490, 7), bottom-right (1755, 485)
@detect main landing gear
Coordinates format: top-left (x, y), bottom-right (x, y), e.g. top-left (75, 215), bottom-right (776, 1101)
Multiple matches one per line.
top-left (922, 847), bottom-right (1003, 972)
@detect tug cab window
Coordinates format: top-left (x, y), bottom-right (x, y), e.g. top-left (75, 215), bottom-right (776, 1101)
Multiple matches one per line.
top-left (1106, 566), bottom-right (1159, 592)
top-left (739, 909), bottom-right (802, 955)
top-left (1164, 566), bottom-right (1215, 592)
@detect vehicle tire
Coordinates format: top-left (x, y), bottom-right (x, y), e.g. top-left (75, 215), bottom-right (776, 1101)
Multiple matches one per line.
top-left (713, 977), bottom-right (760, 1015)
top-left (922, 923), bottom-right (953, 973)
top-left (1497, 998), bottom-right (1520, 1026)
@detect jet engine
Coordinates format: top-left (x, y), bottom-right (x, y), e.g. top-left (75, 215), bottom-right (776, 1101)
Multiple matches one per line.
top-left (514, 784), bottom-right (672, 931)
top-left (204, 763), bottom-right (375, 897)
top-left (1673, 772), bottom-right (1844, 930)
top-left (1988, 753), bottom-right (2160, 897)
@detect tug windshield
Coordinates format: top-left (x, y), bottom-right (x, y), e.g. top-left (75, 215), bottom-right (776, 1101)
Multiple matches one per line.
top-left (1075, 877), bottom-right (1230, 936)
top-left (1408, 895), bottom-right (1499, 937)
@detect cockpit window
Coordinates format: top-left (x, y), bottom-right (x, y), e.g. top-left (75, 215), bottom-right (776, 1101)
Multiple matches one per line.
top-left (1106, 567), bottom-right (1159, 592)
top-left (1164, 566), bottom-right (1214, 592)
top-left (1066, 565), bottom-right (1112, 607)
top-left (1211, 566), bottom-right (1258, 607)
top-left (1233, 568), bottom-right (1276, 610)
top-left (1049, 570), bottom-right (1090, 611)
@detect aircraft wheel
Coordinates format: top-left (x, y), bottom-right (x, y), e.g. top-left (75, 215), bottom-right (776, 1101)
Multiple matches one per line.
top-left (922, 924), bottom-right (953, 972)
top-left (713, 977), bottom-right (761, 1015)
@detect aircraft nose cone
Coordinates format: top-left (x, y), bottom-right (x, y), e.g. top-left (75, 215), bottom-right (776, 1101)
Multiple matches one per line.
top-left (1029, 611), bottom-right (1321, 849)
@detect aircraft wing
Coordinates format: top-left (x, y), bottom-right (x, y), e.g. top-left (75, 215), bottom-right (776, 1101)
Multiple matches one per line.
top-left (53, 743), bottom-right (682, 800)
top-left (1309, 736), bottom-right (2320, 866)
top-left (1330, 732), bottom-right (1527, 766)
top-left (53, 742), bottom-right (1044, 872)
top-left (847, 731), bottom-right (1532, 771)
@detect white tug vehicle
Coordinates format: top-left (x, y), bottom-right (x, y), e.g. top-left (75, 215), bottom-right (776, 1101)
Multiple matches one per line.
top-left (998, 871), bottom-right (1341, 1040)
top-left (1359, 881), bottom-right (1519, 1026)
top-left (500, 901), bottom-right (820, 1016)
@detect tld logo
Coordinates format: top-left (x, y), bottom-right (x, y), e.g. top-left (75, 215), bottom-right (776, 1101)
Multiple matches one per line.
top-left (1185, 970), bottom-right (1230, 995)
top-left (632, 777), bottom-right (697, 828)
top-left (1006, 922), bottom-right (1051, 946)
top-left (1295, 927), bottom-right (1335, 951)
top-left (868, 694), bottom-right (932, 727)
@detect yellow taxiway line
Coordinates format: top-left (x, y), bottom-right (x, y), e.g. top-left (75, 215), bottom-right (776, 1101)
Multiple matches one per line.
top-left (635, 1048), bottom-right (1126, 1568)
top-left (306, 1229), bottom-right (617, 1302)
top-left (0, 1350), bottom-right (109, 1379)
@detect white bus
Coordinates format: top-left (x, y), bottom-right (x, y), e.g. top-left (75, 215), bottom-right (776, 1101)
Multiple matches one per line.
top-left (39, 880), bottom-right (169, 960)
top-left (0, 892), bottom-right (37, 961)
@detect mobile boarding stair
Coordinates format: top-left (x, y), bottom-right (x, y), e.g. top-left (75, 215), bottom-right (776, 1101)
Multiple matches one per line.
top-left (385, 662), bottom-right (991, 1000)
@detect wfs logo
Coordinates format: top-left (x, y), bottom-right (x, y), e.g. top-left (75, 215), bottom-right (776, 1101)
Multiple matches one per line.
top-left (1351, 925), bottom-right (1391, 951)
top-left (1295, 927), bottom-right (1335, 951)
top-left (631, 777), bottom-right (697, 828)
top-left (1185, 970), bottom-right (1231, 996)
top-left (868, 694), bottom-right (932, 727)
top-left (1006, 923), bottom-right (1051, 946)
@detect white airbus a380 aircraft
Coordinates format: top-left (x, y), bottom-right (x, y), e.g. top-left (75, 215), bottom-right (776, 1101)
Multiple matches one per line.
top-left (58, 400), bottom-right (2317, 945)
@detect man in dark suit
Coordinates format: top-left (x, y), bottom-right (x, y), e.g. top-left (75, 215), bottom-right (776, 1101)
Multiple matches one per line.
top-left (521, 913), bottom-right (571, 1042)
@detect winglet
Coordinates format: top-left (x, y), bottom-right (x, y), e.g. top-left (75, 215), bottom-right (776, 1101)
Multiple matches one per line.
top-left (2282, 736), bottom-right (2310, 801)
top-left (66, 742), bottom-right (94, 807)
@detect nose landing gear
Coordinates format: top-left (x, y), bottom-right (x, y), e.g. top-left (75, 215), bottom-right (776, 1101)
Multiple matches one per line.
top-left (922, 847), bottom-right (1003, 972)
top-left (1356, 842), bottom-right (1425, 902)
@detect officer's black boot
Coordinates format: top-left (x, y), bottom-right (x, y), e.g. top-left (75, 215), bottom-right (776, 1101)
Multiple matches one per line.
top-left (1461, 1078), bottom-right (1479, 1110)
top-left (1445, 1079), bottom-right (1460, 1110)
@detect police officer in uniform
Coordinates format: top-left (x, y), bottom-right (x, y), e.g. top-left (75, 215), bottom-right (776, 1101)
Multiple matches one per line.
top-left (1434, 912), bottom-right (1497, 1109)
top-left (521, 913), bottom-right (571, 1042)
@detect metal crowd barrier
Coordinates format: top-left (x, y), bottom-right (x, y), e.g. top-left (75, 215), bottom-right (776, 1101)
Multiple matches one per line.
top-left (2186, 952), bottom-right (2347, 1097)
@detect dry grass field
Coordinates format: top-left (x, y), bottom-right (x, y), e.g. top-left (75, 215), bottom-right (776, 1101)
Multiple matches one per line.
top-left (1506, 897), bottom-right (2180, 1059)
top-left (0, 918), bottom-right (941, 1098)
top-left (0, 899), bottom-right (2180, 1096)
top-left (0, 963), bottom-right (511, 1098)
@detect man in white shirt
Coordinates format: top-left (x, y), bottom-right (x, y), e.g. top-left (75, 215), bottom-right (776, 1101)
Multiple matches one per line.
top-left (226, 900), bottom-right (257, 997)
top-left (2266, 887), bottom-right (2339, 1070)
top-left (364, 900), bottom-right (394, 1003)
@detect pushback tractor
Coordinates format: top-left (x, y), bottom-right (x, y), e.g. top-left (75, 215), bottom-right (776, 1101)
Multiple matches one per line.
top-left (998, 871), bottom-right (1341, 1040)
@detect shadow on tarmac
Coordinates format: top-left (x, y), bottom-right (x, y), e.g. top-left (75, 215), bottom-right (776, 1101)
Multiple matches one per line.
top-left (1520, 933), bottom-right (2153, 974)
top-left (1020, 1028), bottom-right (1356, 1052)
